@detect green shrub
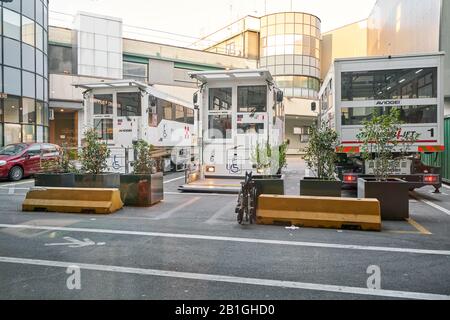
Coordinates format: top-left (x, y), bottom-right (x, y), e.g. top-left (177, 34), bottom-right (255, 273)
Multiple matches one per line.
top-left (79, 128), bottom-right (110, 174)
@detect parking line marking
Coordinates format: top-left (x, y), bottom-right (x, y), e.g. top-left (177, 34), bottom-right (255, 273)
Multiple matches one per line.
top-left (164, 176), bottom-right (185, 184)
top-left (0, 256), bottom-right (448, 300)
top-left (0, 223), bottom-right (449, 256)
top-left (406, 219), bottom-right (432, 235)
top-left (165, 192), bottom-right (236, 197)
top-left (412, 195), bottom-right (450, 217)
top-left (153, 197), bottom-right (200, 220)
top-left (205, 202), bottom-right (234, 225)
top-left (0, 180), bottom-right (35, 188)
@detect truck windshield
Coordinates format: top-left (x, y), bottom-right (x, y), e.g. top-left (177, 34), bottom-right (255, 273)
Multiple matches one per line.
top-left (0, 144), bottom-right (26, 156)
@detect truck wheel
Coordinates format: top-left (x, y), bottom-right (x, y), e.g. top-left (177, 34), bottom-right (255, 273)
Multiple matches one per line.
top-left (9, 166), bottom-right (23, 182)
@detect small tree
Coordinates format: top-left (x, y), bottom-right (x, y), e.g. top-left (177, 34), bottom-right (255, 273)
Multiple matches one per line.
top-left (133, 140), bottom-right (156, 174)
top-left (40, 145), bottom-right (75, 174)
top-left (357, 109), bottom-right (420, 181)
top-left (357, 109), bottom-right (401, 181)
top-left (80, 128), bottom-right (110, 174)
top-left (277, 140), bottom-right (290, 174)
top-left (252, 140), bottom-right (279, 175)
top-left (303, 122), bottom-right (339, 180)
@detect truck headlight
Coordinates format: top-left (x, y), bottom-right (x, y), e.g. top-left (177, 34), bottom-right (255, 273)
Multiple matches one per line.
top-left (0, 160), bottom-right (6, 166)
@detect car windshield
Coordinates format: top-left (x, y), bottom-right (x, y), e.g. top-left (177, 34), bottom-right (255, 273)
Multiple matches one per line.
top-left (0, 144), bottom-right (26, 156)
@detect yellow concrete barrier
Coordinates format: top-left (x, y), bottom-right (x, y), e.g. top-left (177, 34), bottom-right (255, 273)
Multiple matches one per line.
top-left (22, 187), bottom-right (124, 214)
top-left (257, 195), bottom-right (381, 231)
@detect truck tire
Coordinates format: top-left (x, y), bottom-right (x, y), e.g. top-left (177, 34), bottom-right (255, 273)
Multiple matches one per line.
top-left (9, 166), bottom-right (24, 182)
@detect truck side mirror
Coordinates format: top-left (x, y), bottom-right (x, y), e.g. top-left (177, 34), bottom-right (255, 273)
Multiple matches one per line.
top-left (193, 92), bottom-right (198, 105)
top-left (311, 102), bottom-right (317, 112)
top-left (276, 90), bottom-right (284, 103)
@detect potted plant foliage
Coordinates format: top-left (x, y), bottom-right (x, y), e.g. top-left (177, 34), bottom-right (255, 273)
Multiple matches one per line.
top-left (251, 140), bottom-right (285, 196)
top-left (75, 128), bottom-right (120, 188)
top-left (119, 140), bottom-right (163, 206)
top-left (35, 146), bottom-right (76, 188)
top-left (277, 140), bottom-right (289, 175)
top-left (301, 122), bottom-right (342, 197)
top-left (356, 109), bottom-right (416, 220)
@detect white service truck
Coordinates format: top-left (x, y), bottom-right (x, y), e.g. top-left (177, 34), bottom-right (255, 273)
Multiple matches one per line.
top-left (318, 53), bottom-right (445, 192)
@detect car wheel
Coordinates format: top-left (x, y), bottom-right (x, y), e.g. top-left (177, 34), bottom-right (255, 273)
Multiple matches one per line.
top-left (9, 166), bottom-right (24, 182)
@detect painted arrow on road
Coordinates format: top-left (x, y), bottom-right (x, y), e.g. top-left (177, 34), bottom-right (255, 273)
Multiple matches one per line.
top-left (45, 237), bottom-right (105, 248)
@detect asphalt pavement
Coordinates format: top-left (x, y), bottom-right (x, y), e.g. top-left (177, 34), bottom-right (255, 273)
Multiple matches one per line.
top-left (0, 158), bottom-right (449, 300)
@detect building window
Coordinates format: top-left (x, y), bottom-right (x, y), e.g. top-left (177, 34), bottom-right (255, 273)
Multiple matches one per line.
top-left (22, 44), bottom-right (36, 72)
top-left (341, 68), bottom-right (438, 101)
top-left (209, 88), bottom-right (232, 111)
top-left (341, 105), bottom-right (438, 126)
top-left (36, 101), bottom-right (44, 125)
top-left (22, 71), bottom-right (36, 98)
top-left (123, 61), bottom-right (148, 82)
top-left (237, 86), bottom-right (267, 113)
top-left (4, 124), bottom-right (22, 145)
top-left (94, 119), bottom-right (113, 141)
top-left (4, 38), bottom-right (21, 68)
top-left (3, 9), bottom-right (21, 40)
top-left (36, 24), bottom-right (44, 51)
top-left (22, 98), bottom-right (36, 124)
top-left (35, 0), bottom-right (44, 26)
top-left (93, 94), bottom-right (113, 115)
top-left (48, 45), bottom-right (73, 74)
top-left (186, 108), bottom-right (194, 125)
top-left (175, 105), bottom-right (185, 122)
top-left (237, 123), bottom-right (265, 134)
top-left (22, 125), bottom-right (36, 143)
top-left (36, 50), bottom-right (44, 75)
top-left (22, 0), bottom-right (36, 20)
top-left (208, 115), bottom-right (232, 139)
top-left (117, 92), bottom-right (141, 117)
top-left (22, 16), bottom-right (35, 47)
top-left (160, 100), bottom-right (173, 120)
top-left (3, 96), bottom-right (20, 123)
top-left (36, 125), bottom-right (44, 143)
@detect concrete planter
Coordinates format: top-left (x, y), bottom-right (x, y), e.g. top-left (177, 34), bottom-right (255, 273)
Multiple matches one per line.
top-left (34, 173), bottom-right (75, 188)
top-left (253, 175), bottom-right (285, 197)
top-left (357, 178), bottom-right (409, 220)
top-left (252, 175), bottom-right (285, 208)
top-left (74, 173), bottom-right (120, 189)
top-left (300, 178), bottom-right (342, 197)
top-left (119, 172), bottom-right (164, 207)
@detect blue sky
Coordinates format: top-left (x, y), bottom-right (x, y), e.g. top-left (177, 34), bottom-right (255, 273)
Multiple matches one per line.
top-left (49, 0), bottom-right (377, 46)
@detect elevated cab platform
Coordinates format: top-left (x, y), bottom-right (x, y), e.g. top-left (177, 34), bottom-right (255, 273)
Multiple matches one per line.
top-left (178, 177), bottom-right (242, 194)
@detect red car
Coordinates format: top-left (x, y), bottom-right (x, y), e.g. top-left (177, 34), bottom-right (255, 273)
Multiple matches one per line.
top-left (0, 143), bottom-right (61, 181)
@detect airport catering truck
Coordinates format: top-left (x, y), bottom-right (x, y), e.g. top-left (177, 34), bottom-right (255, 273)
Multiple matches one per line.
top-left (318, 53), bottom-right (445, 192)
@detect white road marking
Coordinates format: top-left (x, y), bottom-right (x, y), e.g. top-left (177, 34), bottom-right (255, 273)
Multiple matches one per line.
top-left (153, 197), bottom-right (200, 220)
top-left (442, 184), bottom-right (450, 190)
top-left (1, 223), bottom-right (449, 256)
top-left (164, 176), bottom-right (185, 184)
top-left (0, 256), bottom-right (448, 300)
top-left (204, 202), bottom-right (234, 225)
top-left (45, 237), bottom-right (100, 248)
top-left (0, 180), bottom-right (34, 188)
top-left (415, 197), bottom-right (450, 217)
top-left (165, 192), bottom-right (236, 197)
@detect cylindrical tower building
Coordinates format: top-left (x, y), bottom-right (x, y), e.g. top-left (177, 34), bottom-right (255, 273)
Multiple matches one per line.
top-left (259, 12), bottom-right (321, 99)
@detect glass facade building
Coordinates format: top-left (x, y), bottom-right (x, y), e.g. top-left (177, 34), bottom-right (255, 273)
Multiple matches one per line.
top-left (259, 12), bottom-right (321, 99)
top-left (0, 0), bottom-right (49, 147)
